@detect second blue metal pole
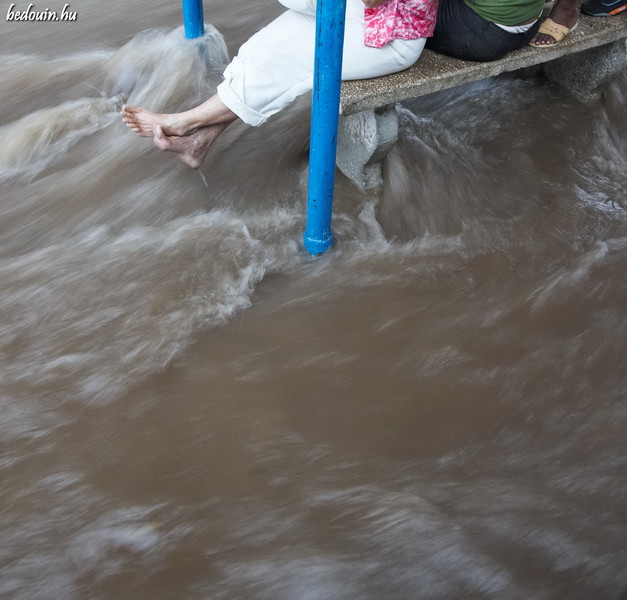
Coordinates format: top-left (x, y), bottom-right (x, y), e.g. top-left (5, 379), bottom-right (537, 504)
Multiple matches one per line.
top-left (182, 0), bottom-right (204, 39)
top-left (303, 0), bottom-right (348, 255)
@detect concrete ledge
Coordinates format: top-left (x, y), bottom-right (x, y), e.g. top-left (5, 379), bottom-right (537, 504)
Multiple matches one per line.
top-left (340, 13), bottom-right (627, 115)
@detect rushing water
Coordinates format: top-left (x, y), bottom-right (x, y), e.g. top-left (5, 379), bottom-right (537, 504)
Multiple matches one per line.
top-left (1, 1), bottom-right (626, 599)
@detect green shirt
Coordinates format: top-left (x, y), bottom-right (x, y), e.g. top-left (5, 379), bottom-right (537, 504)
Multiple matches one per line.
top-left (464, 0), bottom-right (545, 26)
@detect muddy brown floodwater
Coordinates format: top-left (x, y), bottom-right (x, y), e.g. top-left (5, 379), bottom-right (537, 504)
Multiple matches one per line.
top-left (0, 2), bottom-right (626, 599)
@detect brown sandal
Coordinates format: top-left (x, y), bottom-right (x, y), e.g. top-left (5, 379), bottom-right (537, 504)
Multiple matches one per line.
top-left (528, 18), bottom-right (578, 47)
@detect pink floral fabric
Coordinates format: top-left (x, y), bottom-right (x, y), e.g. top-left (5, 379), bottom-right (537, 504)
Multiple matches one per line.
top-left (363, 0), bottom-right (439, 48)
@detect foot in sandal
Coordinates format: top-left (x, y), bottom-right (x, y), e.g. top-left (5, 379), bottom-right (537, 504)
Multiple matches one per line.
top-left (529, 0), bottom-right (578, 46)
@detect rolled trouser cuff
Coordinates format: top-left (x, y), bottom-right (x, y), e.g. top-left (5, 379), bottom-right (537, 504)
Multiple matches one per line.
top-left (216, 57), bottom-right (268, 127)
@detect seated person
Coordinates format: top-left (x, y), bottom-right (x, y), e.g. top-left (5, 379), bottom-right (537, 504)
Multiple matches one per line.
top-left (122, 0), bottom-right (438, 168)
top-left (426, 0), bottom-right (545, 60)
top-left (429, 0), bottom-right (625, 58)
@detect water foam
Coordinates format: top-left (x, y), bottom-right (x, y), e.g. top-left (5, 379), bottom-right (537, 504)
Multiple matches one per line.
top-left (0, 208), bottom-right (303, 406)
top-left (0, 25), bottom-right (229, 183)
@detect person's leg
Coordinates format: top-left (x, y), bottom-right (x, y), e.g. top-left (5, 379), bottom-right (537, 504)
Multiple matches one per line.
top-left (121, 94), bottom-right (237, 137)
top-left (121, 0), bottom-right (319, 137)
top-left (529, 0), bottom-right (578, 46)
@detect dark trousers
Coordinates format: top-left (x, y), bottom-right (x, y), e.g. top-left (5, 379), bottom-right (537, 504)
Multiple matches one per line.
top-left (426, 0), bottom-right (541, 62)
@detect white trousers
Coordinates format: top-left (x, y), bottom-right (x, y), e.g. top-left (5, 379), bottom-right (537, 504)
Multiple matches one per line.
top-left (216, 0), bottom-right (426, 126)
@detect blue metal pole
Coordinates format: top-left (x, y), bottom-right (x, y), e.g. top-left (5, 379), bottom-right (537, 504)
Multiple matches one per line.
top-left (182, 0), bottom-right (204, 39)
top-left (303, 0), bottom-right (348, 255)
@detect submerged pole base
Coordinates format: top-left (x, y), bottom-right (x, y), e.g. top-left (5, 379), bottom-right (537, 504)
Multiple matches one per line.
top-left (303, 0), bottom-right (347, 256)
top-left (303, 230), bottom-right (333, 255)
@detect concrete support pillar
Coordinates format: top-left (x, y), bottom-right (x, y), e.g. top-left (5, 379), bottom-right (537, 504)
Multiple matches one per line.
top-left (336, 104), bottom-right (398, 191)
top-left (543, 39), bottom-right (627, 102)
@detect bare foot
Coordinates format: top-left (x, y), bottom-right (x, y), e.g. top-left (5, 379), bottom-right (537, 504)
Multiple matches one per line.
top-left (121, 105), bottom-right (195, 138)
top-left (153, 124), bottom-right (228, 168)
top-left (529, 0), bottom-right (578, 46)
